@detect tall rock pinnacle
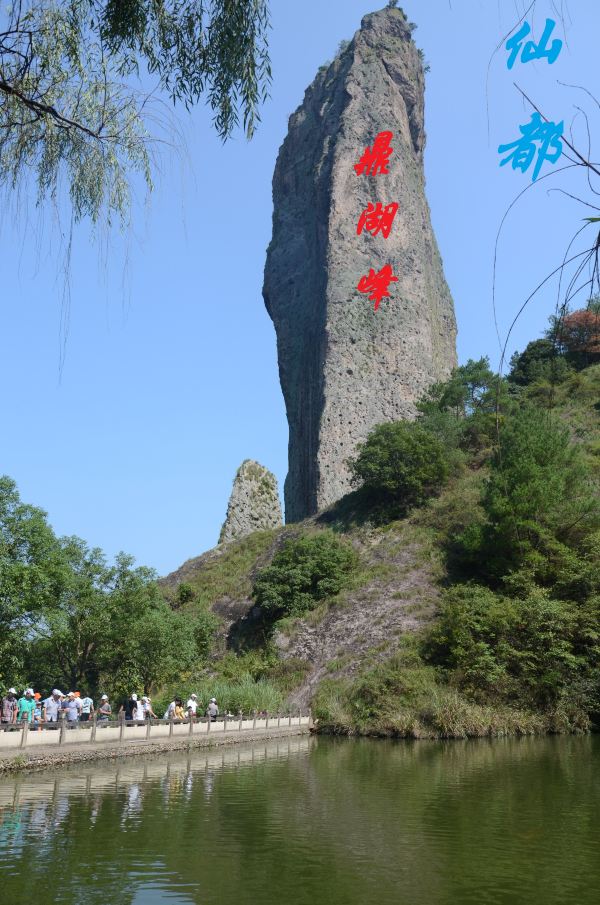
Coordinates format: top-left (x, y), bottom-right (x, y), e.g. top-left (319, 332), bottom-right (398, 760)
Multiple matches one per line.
top-left (263, 6), bottom-right (457, 522)
top-left (218, 460), bottom-right (283, 544)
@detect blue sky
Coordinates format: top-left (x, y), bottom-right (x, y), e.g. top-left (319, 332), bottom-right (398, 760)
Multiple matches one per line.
top-left (2, 0), bottom-right (597, 575)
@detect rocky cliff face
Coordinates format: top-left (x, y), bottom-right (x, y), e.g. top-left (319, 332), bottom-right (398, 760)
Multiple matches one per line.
top-left (263, 6), bottom-right (457, 523)
top-left (218, 460), bottom-right (282, 544)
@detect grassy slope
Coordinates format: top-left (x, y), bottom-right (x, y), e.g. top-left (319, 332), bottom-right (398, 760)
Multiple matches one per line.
top-left (160, 364), bottom-right (600, 736)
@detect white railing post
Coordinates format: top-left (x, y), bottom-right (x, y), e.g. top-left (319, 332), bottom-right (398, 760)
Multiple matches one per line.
top-left (90, 714), bottom-right (97, 743)
top-left (253, 710), bottom-right (257, 730)
top-left (20, 721), bottom-right (29, 749)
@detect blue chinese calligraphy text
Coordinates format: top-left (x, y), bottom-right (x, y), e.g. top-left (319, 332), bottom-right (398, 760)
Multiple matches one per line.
top-left (498, 112), bottom-right (563, 182)
top-left (505, 18), bottom-right (562, 69)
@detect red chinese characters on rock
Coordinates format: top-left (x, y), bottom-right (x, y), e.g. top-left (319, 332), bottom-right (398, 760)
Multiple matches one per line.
top-left (357, 265), bottom-right (398, 311)
top-left (354, 130), bottom-right (399, 311)
top-left (353, 131), bottom-right (394, 176)
top-left (356, 202), bottom-right (399, 239)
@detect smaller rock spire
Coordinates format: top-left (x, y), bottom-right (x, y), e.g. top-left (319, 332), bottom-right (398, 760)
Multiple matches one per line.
top-left (218, 460), bottom-right (283, 544)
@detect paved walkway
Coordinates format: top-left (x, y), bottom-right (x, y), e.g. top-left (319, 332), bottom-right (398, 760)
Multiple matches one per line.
top-left (0, 716), bottom-right (311, 772)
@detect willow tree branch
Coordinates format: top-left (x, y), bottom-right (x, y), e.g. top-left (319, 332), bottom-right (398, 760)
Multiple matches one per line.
top-left (0, 78), bottom-right (104, 139)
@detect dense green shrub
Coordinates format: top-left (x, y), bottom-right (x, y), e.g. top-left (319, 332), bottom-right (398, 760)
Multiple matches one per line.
top-left (176, 582), bottom-right (195, 605)
top-left (348, 421), bottom-right (450, 518)
top-left (423, 584), bottom-right (600, 715)
top-left (252, 531), bottom-right (358, 619)
top-left (312, 638), bottom-right (560, 738)
top-left (460, 405), bottom-right (600, 580)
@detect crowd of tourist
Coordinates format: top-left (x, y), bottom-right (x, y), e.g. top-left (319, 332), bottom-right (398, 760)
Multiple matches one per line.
top-left (0, 687), bottom-right (221, 728)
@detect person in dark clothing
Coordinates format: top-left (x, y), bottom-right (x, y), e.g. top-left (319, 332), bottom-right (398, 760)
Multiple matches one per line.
top-left (119, 693), bottom-right (139, 721)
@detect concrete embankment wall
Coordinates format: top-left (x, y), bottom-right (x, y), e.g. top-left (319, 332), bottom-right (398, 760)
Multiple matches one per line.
top-left (0, 716), bottom-right (311, 773)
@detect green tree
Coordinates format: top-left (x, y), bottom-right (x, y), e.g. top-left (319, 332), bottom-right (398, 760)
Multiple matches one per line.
top-left (1, 0), bottom-right (271, 224)
top-left (2, 476), bottom-right (218, 697)
top-left (462, 406), bottom-right (600, 579)
top-left (418, 358), bottom-right (498, 420)
top-left (508, 339), bottom-right (560, 386)
top-left (417, 358), bottom-right (505, 453)
top-left (508, 337), bottom-right (573, 389)
top-left (424, 584), bottom-right (600, 713)
top-left (349, 421), bottom-right (449, 518)
top-left (29, 538), bottom-right (113, 692)
top-left (26, 538), bottom-right (163, 692)
top-left (119, 604), bottom-right (197, 695)
top-left (253, 531), bottom-right (358, 619)
top-left (0, 475), bottom-right (65, 684)
top-left (122, 603), bottom-right (217, 695)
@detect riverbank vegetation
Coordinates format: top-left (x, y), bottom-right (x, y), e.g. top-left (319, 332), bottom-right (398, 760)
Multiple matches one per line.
top-left (313, 308), bottom-right (600, 736)
top-left (2, 306), bottom-right (600, 732)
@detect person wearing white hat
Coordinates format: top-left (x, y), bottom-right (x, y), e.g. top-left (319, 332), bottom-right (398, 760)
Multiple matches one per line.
top-left (186, 693), bottom-right (199, 719)
top-left (98, 695), bottom-right (112, 721)
top-left (17, 688), bottom-right (36, 724)
top-left (142, 696), bottom-right (157, 720)
top-left (119, 693), bottom-right (138, 722)
top-left (133, 696), bottom-right (145, 722)
top-left (62, 692), bottom-right (82, 724)
top-left (206, 698), bottom-right (219, 721)
top-left (1, 688), bottom-right (18, 725)
top-left (42, 689), bottom-right (63, 724)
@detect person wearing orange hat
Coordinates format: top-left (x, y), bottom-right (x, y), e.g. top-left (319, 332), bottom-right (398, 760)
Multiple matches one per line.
top-left (33, 693), bottom-right (43, 729)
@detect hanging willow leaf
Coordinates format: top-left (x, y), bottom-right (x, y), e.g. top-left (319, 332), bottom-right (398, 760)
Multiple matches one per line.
top-left (0, 1), bottom-right (272, 225)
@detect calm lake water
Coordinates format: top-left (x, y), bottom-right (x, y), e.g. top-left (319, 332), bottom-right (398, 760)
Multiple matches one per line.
top-left (0, 734), bottom-right (598, 905)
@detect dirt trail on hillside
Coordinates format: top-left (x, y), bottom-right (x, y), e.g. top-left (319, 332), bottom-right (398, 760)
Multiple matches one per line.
top-left (279, 528), bottom-right (440, 708)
